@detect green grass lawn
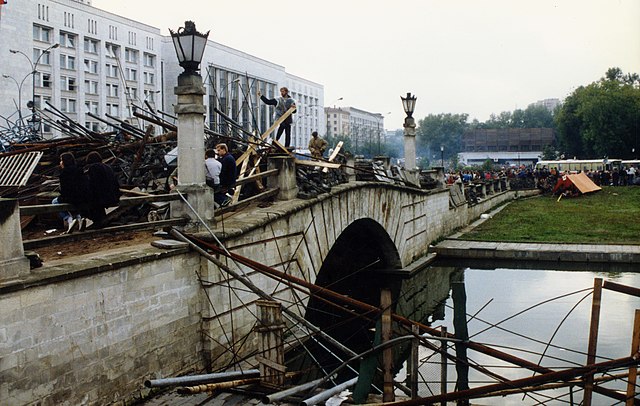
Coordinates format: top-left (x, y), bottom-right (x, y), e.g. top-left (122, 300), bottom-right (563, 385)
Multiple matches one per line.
top-left (461, 186), bottom-right (640, 244)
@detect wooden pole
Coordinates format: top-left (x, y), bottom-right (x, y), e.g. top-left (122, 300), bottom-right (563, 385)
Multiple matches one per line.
top-left (627, 309), bottom-right (640, 406)
top-left (441, 326), bottom-right (448, 406)
top-left (583, 277), bottom-right (603, 406)
top-left (408, 324), bottom-right (419, 399)
top-left (381, 288), bottom-right (394, 402)
top-left (452, 278), bottom-right (470, 406)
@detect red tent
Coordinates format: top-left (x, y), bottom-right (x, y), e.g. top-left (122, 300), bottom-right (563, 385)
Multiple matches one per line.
top-left (552, 172), bottom-right (601, 196)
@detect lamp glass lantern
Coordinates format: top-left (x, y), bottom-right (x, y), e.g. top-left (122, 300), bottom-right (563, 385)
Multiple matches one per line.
top-left (400, 92), bottom-right (417, 118)
top-left (169, 21), bottom-right (209, 75)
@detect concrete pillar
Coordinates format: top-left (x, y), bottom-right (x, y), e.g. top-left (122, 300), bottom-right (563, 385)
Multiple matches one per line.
top-left (170, 73), bottom-right (214, 231)
top-left (345, 155), bottom-right (357, 182)
top-left (267, 155), bottom-right (298, 200)
top-left (0, 199), bottom-right (30, 280)
top-left (403, 116), bottom-right (419, 186)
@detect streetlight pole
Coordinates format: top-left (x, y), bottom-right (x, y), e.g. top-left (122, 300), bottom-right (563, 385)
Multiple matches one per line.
top-left (401, 92), bottom-right (418, 185)
top-left (10, 43), bottom-right (59, 138)
top-left (440, 145), bottom-right (444, 168)
top-left (2, 74), bottom-right (28, 122)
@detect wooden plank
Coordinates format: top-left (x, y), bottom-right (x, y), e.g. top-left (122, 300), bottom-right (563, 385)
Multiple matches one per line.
top-left (234, 168), bottom-right (278, 186)
top-left (322, 141), bottom-right (343, 173)
top-left (626, 309), bottom-right (640, 406)
top-left (255, 355), bottom-right (287, 373)
top-left (583, 277), bottom-right (603, 406)
top-left (215, 188), bottom-right (279, 215)
top-left (294, 159), bottom-right (341, 169)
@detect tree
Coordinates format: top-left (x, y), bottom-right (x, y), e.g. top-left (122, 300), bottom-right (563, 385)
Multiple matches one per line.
top-left (555, 67), bottom-right (640, 159)
top-left (415, 113), bottom-right (469, 161)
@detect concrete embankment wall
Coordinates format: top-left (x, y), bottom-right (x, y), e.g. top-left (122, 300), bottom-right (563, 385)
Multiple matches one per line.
top-left (1, 183), bottom-right (527, 405)
top-left (0, 247), bottom-right (204, 406)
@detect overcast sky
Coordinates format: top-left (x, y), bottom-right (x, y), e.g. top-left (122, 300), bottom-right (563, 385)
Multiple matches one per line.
top-left (93, 0), bottom-right (640, 129)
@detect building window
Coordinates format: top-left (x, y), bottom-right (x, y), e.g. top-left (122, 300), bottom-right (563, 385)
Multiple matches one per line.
top-left (60, 54), bottom-right (76, 70)
top-left (146, 36), bottom-right (154, 50)
top-left (60, 76), bottom-right (77, 92)
top-left (84, 38), bottom-right (98, 54)
top-left (106, 83), bottom-right (119, 97)
top-left (59, 32), bottom-right (76, 49)
top-left (85, 100), bottom-right (99, 115)
top-left (34, 95), bottom-right (51, 110)
top-left (143, 89), bottom-right (157, 103)
top-left (87, 19), bottom-right (98, 35)
top-left (63, 12), bottom-right (75, 28)
top-left (125, 48), bottom-right (138, 64)
top-left (128, 31), bottom-right (137, 46)
top-left (85, 121), bottom-right (100, 132)
top-left (35, 73), bottom-right (52, 88)
top-left (143, 53), bottom-right (155, 68)
top-left (105, 43), bottom-right (120, 58)
top-left (84, 80), bottom-right (98, 94)
top-left (126, 87), bottom-right (138, 100)
top-left (143, 72), bottom-right (155, 85)
top-left (32, 48), bottom-right (52, 65)
top-left (106, 103), bottom-right (119, 116)
top-left (60, 98), bottom-right (77, 113)
top-left (84, 59), bottom-right (98, 74)
top-left (105, 63), bottom-right (118, 78)
top-left (125, 68), bottom-right (137, 81)
top-left (33, 25), bottom-right (52, 43)
top-left (109, 25), bottom-right (118, 40)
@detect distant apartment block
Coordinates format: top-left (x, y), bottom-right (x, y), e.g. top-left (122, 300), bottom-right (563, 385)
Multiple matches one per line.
top-left (459, 128), bottom-right (555, 166)
top-left (324, 106), bottom-right (385, 156)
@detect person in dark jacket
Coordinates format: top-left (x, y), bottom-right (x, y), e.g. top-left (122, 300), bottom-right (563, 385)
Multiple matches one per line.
top-left (52, 151), bottom-right (89, 233)
top-left (85, 151), bottom-right (121, 228)
top-left (258, 87), bottom-right (296, 148)
top-left (214, 143), bottom-right (236, 207)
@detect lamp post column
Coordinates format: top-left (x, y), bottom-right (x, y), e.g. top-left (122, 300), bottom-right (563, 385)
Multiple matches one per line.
top-left (403, 116), bottom-right (418, 185)
top-left (171, 71), bottom-right (215, 229)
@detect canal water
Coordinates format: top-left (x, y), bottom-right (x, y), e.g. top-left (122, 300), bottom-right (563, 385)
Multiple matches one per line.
top-left (415, 261), bottom-right (640, 405)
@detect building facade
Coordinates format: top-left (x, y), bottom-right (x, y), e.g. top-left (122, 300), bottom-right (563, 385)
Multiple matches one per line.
top-left (324, 106), bottom-right (385, 157)
top-left (459, 128), bottom-right (555, 166)
top-left (0, 0), bottom-right (324, 150)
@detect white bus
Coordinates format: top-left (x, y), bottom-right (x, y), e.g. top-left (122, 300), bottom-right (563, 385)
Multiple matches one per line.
top-left (535, 159), bottom-right (622, 173)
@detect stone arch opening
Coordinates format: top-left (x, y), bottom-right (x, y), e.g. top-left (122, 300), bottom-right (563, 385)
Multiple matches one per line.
top-left (288, 218), bottom-right (403, 379)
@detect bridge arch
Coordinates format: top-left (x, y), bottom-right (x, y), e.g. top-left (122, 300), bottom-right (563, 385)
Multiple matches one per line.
top-left (302, 218), bottom-right (403, 370)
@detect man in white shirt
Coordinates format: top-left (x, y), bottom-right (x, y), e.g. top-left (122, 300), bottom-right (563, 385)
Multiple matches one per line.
top-left (204, 148), bottom-right (221, 189)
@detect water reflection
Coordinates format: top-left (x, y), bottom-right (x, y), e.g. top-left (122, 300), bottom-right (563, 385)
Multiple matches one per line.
top-left (432, 262), bottom-right (640, 405)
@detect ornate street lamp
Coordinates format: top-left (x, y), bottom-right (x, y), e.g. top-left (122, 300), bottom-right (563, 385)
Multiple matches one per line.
top-left (401, 92), bottom-right (417, 118)
top-left (169, 21), bottom-right (209, 76)
top-left (440, 145), bottom-right (444, 167)
top-left (401, 92), bottom-right (418, 183)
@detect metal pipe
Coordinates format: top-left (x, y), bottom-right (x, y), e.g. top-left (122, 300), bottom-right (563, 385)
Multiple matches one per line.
top-left (176, 377), bottom-right (261, 394)
top-left (263, 377), bottom-right (325, 404)
top-left (144, 369), bottom-right (259, 388)
top-left (301, 377), bottom-right (358, 406)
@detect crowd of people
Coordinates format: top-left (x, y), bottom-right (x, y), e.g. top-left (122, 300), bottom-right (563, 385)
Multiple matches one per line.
top-left (53, 151), bottom-right (121, 233)
top-left (203, 142), bottom-right (237, 207)
top-left (445, 163), bottom-right (639, 194)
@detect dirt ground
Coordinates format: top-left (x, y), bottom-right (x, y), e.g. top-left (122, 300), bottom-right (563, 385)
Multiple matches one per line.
top-left (24, 228), bottom-right (159, 264)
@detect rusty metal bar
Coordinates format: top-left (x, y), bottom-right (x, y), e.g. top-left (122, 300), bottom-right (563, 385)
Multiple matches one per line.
top-left (191, 235), bottom-right (629, 403)
top-left (628, 309), bottom-right (640, 406)
top-left (144, 369), bottom-right (260, 388)
top-left (604, 280), bottom-right (640, 298)
top-left (382, 355), bottom-right (639, 406)
top-left (583, 277), bottom-right (603, 406)
top-left (381, 288), bottom-right (394, 402)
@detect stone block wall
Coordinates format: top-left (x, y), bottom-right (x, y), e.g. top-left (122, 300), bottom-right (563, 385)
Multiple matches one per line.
top-left (0, 248), bottom-right (204, 405)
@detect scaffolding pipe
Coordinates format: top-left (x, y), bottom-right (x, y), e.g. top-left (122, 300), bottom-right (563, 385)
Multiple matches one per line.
top-left (144, 369), bottom-right (259, 388)
top-left (301, 377), bottom-right (358, 406)
top-left (176, 377), bottom-right (261, 394)
top-left (263, 377), bottom-right (326, 404)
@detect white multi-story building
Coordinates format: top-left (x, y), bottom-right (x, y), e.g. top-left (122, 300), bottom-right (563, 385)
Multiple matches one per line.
top-left (0, 0), bottom-right (324, 149)
top-left (325, 106), bottom-right (385, 157)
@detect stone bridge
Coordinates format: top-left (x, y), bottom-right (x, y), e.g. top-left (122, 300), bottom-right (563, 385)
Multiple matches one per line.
top-left (0, 178), bottom-right (522, 405)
